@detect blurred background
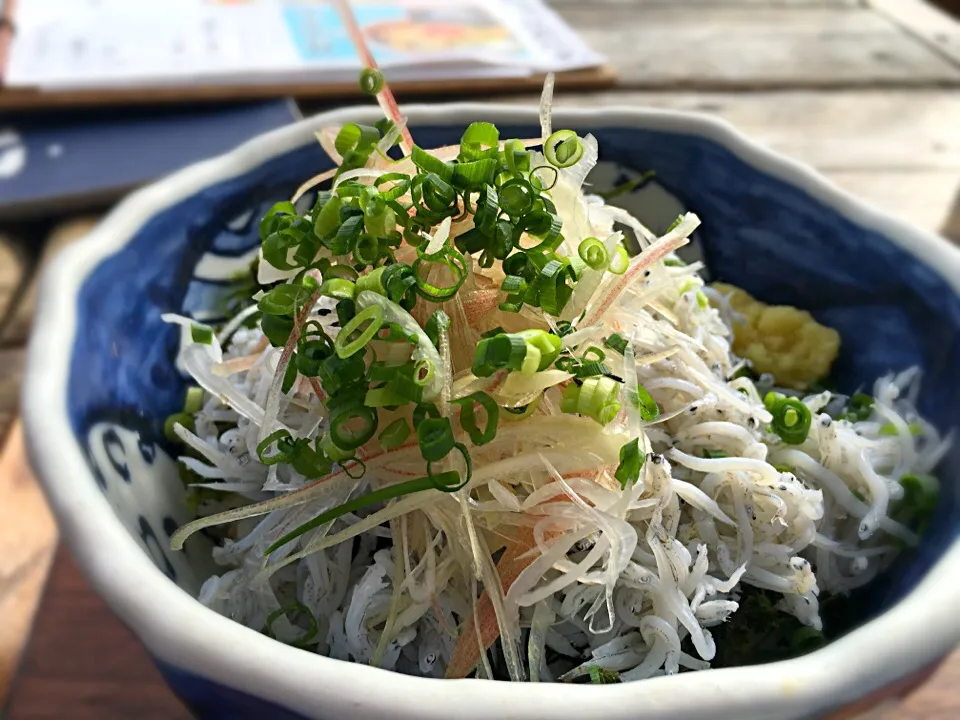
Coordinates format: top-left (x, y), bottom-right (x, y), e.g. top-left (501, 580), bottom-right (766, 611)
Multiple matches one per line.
top-left (2, 0), bottom-right (960, 718)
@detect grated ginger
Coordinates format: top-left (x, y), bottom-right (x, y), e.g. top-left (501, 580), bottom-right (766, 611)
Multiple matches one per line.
top-left (711, 282), bottom-right (840, 390)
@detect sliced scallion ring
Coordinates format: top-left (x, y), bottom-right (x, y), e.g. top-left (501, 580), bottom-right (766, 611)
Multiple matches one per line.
top-left (578, 237), bottom-right (609, 270)
top-left (417, 416), bottom-right (456, 462)
top-left (334, 304), bottom-right (384, 358)
top-left (329, 404), bottom-right (379, 450)
top-left (379, 418), bottom-right (411, 450)
top-left (359, 67), bottom-right (384, 95)
top-left (454, 392), bottom-right (499, 446)
top-left (608, 245), bottom-right (629, 275)
top-left (544, 129), bottom-right (584, 168)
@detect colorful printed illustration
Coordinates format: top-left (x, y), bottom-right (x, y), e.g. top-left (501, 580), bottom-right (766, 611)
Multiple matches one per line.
top-left (281, 1), bottom-right (529, 64)
top-left (364, 6), bottom-right (518, 55)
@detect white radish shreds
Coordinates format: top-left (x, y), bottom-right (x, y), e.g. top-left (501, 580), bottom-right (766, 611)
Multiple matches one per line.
top-left (166, 128), bottom-right (945, 684)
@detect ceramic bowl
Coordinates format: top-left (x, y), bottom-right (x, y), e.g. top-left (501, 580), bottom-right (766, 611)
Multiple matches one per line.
top-left (22, 103), bottom-right (960, 720)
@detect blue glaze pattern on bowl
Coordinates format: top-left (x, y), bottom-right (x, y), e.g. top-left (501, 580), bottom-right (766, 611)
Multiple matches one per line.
top-left (56, 119), bottom-right (960, 718)
top-left (155, 657), bottom-right (312, 720)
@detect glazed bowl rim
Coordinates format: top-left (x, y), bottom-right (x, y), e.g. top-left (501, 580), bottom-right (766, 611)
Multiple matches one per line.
top-left (22, 101), bottom-right (960, 720)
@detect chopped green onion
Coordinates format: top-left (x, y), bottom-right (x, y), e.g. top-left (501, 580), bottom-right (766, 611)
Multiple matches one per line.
top-left (334, 304), bottom-right (384, 358)
top-left (840, 393), bottom-right (875, 423)
top-left (363, 386), bottom-right (405, 408)
top-left (313, 195), bottom-right (342, 240)
top-left (581, 346), bottom-right (606, 363)
top-left (879, 421), bottom-right (922, 437)
top-left (768, 396), bottom-right (812, 445)
top-left (573, 361), bottom-right (613, 379)
top-left (266, 474), bottom-right (439, 555)
top-left (379, 419), bottom-right (411, 450)
top-left (183, 387), bottom-right (204, 414)
top-left (791, 627), bottom-right (826, 654)
top-left (334, 123), bottom-right (382, 174)
top-left (263, 601), bottom-right (319, 649)
top-left (258, 284), bottom-right (304, 317)
top-left (319, 278), bottom-right (356, 301)
top-left (544, 129), bottom-right (584, 168)
top-left (427, 443), bottom-right (472, 492)
top-left (413, 246), bottom-right (468, 301)
top-left (459, 122), bottom-right (500, 161)
top-left (560, 376), bottom-right (622, 425)
top-left (502, 138), bottom-right (530, 176)
top-left (164, 412), bottom-right (194, 442)
top-left (319, 433), bottom-right (354, 462)
top-left (607, 245), bottom-right (629, 275)
top-left (417, 417), bottom-right (456, 462)
top-left (289, 441), bottom-right (333, 479)
top-left (899, 473), bottom-right (939, 514)
top-left (424, 309), bottom-right (450, 348)
top-left (703, 449), bottom-right (729, 459)
top-left (521, 344), bottom-right (542, 374)
top-left (411, 146), bottom-right (454, 183)
top-left (191, 324), bottom-right (214, 345)
top-left (499, 179), bottom-right (536, 217)
top-left (281, 358), bottom-right (299, 394)
top-left (257, 430), bottom-right (298, 466)
top-left (359, 67), bottom-right (384, 95)
top-left (614, 438), bottom-right (643, 489)
top-left (531, 165), bottom-right (559, 191)
top-left (603, 333), bottom-right (629, 355)
top-left (454, 392), bottom-right (499, 446)
top-left (502, 394), bottom-right (542, 421)
top-left (451, 159), bottom-right (498, 191)
top-left (261, 313), bottom-right (295, 347)
top-left (665, 215), bottom-right (684, 233)
top-left (588, 666), bottom-right (622, 684)
top-left (578, 237), bottom-right (609, 270)
top-left (517, 329), bottom-right (563, 371)
top-left (595, 171), bottom-right (655, 201)
top-left (633, 385), bottom-right (660, 422)
top-left (473, 333), bottom-right (528, 377)
top-left (329, 404), bottom-right (379, 451)
top-left (301, 273), bottom-right (321, 292)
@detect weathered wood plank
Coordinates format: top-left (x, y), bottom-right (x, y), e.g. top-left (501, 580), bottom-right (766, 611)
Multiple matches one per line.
top-left (530, 90), bottom-right (960, 170)
top-left (0, 233), bottom-right (28, 330)
top-left (548, 5), bottom-right (960, 88)
top-left (500, 90), bottom-right (960, 239)
top-left (2, 217), bottom-right (101, 346)
top-left (0, 424), bottom-right (58, 707)
top-left (822, 170), bottom-right (960, 238)
top-left (0, 347), bottom-right (23, 443)
top-left (868, 0), bottom-right (960, 68)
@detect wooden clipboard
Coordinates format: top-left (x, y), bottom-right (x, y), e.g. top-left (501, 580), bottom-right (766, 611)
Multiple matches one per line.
top-left (0, 0), bottom-right (616, 111)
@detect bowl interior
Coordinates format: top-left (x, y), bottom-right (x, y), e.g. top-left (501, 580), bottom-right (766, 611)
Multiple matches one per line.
top-left (66, 120), bottom-right (960, 638)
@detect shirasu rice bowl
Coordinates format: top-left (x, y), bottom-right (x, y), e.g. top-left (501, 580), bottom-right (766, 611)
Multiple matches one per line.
top-left (162, 73), bottom-right (949, 684)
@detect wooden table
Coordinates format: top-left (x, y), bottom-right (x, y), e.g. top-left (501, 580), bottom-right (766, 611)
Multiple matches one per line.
top-left (3, 1), bottom-right (960, 718)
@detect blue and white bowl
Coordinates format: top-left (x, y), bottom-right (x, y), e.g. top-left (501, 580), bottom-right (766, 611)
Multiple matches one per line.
top-left (22, 104), bottom-right (960, 720)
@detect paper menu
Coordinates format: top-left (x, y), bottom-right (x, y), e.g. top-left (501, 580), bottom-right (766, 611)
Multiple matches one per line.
top-left (4, 0), bottom-right (604, 90)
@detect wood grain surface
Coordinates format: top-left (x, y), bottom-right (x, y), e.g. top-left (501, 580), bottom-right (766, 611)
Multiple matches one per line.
top-left (0, 233), bottom-right (28, 328)
top-left (4, 547), bottom-right (190, 720)
top-left (0, 425), bottom-right (56, 710)
top-left (2, 1), bottom-right (960, 718)
top-left (556, 3), bottom-right (960, 88)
